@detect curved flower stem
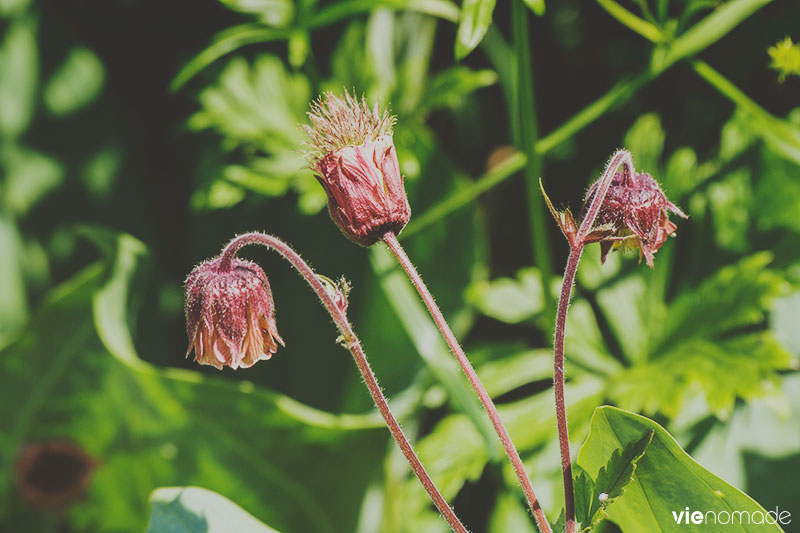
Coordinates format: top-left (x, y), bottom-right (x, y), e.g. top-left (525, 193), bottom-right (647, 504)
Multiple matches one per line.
top-left (220, 232), bottom-right (469, 533)
top-left (382, 232), bottom-right (551, 533)
top-left (553, 244), bottom-right (583, 533)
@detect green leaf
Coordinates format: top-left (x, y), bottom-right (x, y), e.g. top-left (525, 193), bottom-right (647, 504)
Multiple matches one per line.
top-left (218, 0), bottom-right (294, 27)
top-left (1, 144), bottom-right (64, 216)
top-left (707, 167), bottom-right (752, 252)
top-left (370, 245), bottom-right (498, 456)
top-left (147, 486), bottom-right (282, 533)
top-left (466, 267), bottom-right (545, 324)
top-left (308, 0), bottom-right (460, 28)
top-left (577, 431), bottom-right (654, 531)
top-left (418, 66), bottom-right (497, 112)
top-left (522, 0), bottom-right (545, 16)
top-left (0, 17), bottom-right (37, 138)
top-left (489, 490), bottom-right (538, 533)
top-left (623, 113), bottom-right (664, 177)
top-left (0, 216), bottom-right (27, 338)
top-left (171, 25), bottom-right (290, 91)
top-left (577, 407), bottom-right (783, 532)
top-left (753, 145), bottom-right (800, 233)
top-left (454, 0), bottom-right (496, 60)
top-left (43, 47), bottom-right (105, 116)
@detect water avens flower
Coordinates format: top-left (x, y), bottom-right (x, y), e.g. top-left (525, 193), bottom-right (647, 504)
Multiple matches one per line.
top-left (303, 91), bottom-right (410, 246)
top-left (185, 255), bottom-right (283, 370)
top-left (583, 166), bottom-right (687, 267)
top-left (15, 440), bottom-right (96, 508)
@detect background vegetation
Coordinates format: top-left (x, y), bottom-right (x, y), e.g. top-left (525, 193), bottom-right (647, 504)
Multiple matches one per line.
top-left (1, 0), bottom-right (799, 531)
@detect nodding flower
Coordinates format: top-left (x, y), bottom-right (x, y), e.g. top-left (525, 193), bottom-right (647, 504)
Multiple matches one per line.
top-left (185, 255), bottom-right (283, 370)
top-left (582, 165), bottom-right (687, 267)
top-left (303, 91), bottom-right (410, 246)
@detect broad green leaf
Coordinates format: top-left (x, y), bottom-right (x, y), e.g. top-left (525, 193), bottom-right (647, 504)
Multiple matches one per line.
top-left (577, 407), bottom-right (784, 532)
top-left (43, 47), bottom-right (105, 116)
top-left (218, 0), bottom-right (294, 27)
top-left (754, 146), bottom-right (800, 233)
top-left (576, 431), bottom-right (653, 531)
top-left (454, 0), bottom-right (496, 60)
top-left (0, 0), bottom-right (30, 17)
top-left (0, 229), bottom-right (388, 533)
top-left (466, 267), bottom-right (544, 324)
top-left (0, 18), bottom-right (37, 138)
top-left (475, 348), bottom-right (552, 398)
top-left (147, 486), bottom-right (281, 533)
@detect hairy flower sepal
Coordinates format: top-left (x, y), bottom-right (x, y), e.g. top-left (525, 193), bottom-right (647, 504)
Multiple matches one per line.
top-left (540, 178), bottom-right (617, 248)
top-left (305, 92), bottom-right (410, 246)
top-left (185, 255), bottom-right (283, 370)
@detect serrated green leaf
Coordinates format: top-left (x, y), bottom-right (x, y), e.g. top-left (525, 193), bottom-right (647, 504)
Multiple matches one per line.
top-left (467, 267), bottom-right (545, 324)
top-left (147, 486), bottom-right (282, 533)
top-left (455, 0), bottom-right (496, 60)
top-left (580, 431), bottom-right (653, 531)
top-left (577, 407), bottom-right (783, 532)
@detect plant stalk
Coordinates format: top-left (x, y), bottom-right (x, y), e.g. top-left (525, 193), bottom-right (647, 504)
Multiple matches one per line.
top-left (220, 232), bottom-right (468, 533)
top-left (382, 231), bottom-right (551, 533)
top-left (553, 244), bottom-right (583, 533)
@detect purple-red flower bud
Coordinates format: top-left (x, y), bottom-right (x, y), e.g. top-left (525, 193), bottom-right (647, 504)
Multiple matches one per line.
top-left (185, 255), bottom-right (283, 370)
top-left (304, 92), bottom-right (410, 246)
top-left (583, 166), bottom-right (687, 267)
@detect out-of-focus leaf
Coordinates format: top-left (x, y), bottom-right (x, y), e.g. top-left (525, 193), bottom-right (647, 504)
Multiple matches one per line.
top-left (0, 216), bottom-right (27, 338)
top-left (522, 0), bottom-right (545, 16)
top-left (308, 0), bottom-right (460, 28)
top-left (419, 66), bottom-right (497, 112)
top-left (1, 145), bottom-right (63, 216)
top-left (171, 25), bottom-right (290, 91)
top-left (81, 146), bottom-right (121, 199)
top-left (466, 267), bottom-right (544, 324)
top-left (577, 242), bottom-right (621, 291)
top-left (577, 407), bottom-right (783, 532)
top-left (663, 146), bottom-right (698, 195)
top-left (596, 274), bottom-right (652, 364)
top-left (707, 167), bottom-right (751, 252)
top-left (0, 18), bottom-right (37, 138)
top-left (219, 0), bottom-right (294, 27)
top-left (489, 491), bottom-right (538, 533)
top-left (0, 0), bottom-right (30, 17)
top-left (287, 29), bottom-right (310, 68)
top-left (43, 47), bottom-right (105, 116)
top-left (147, 486), bottom-right (281, 533)
top-left (454, 0), bottom-right (496, 60)
top-left (575, 431), bottom-right (653, 532)
top-left (370, 245), bottom-right (498, 454)
top-left (475, 348), bottom-right (551, 398)
top-left (754, 146), bottom-right (800, 233)
top-left (623, 113), bottom-right (664, 176)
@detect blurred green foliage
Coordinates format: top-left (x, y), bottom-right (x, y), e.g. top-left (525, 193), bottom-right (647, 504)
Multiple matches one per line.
top-left (1, 0), bottom-right (799, 531)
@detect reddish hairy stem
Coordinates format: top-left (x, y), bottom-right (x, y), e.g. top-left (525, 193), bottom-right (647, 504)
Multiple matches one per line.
top-left (221, 233), bottom-right (468, 533)
top-left (553, 245), bottom-right (584, 533)
top-left (382, 232), bottom-right (551, 533)
top-left (552, 150), bottom-right (632, 533)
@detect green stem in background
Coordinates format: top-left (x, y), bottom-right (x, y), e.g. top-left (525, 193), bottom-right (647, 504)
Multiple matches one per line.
top-left (511, 0), bottom-right (554, 314)
top-left (382, 231), bottom-right (552, 533)
top-left (219, 233), bottom-right (469, 533)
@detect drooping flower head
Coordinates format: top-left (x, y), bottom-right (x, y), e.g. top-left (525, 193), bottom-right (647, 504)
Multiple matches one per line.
top-left (303, 91), bottom-right (410, 246)
top-left (185, 254), bottom-right (283, 370)
top-left (583, 165), bottom-right (687, 267)
top-left (541, 150), bottom-right (687, 267)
